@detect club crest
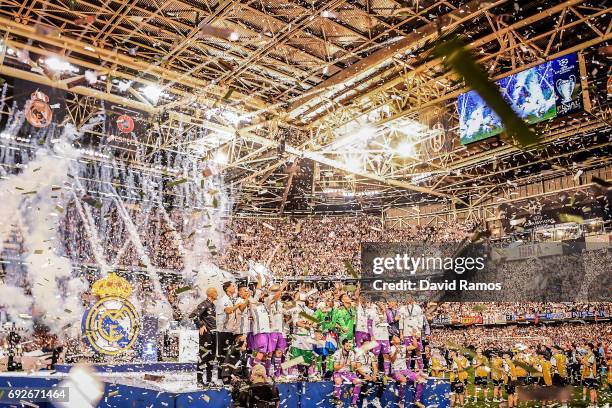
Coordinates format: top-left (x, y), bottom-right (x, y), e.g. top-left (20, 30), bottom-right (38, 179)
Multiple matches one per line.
top-left (82, 273), bottom-right (140, 356)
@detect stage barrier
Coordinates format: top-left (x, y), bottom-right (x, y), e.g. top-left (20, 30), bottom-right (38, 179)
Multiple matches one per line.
top-left (0, 374), bottom-right (449, 407)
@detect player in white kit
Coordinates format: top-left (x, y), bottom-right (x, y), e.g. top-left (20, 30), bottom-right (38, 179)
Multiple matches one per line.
top-left (354, 291), bottom-right (370, 348)
top-left (289, 298), bottom-right (315, 378)
top-left (267, 282), bottom-right (289, 376)
top-left (398, 297), bottom-right (425, 369)
top-left (250, 279), bottom-right (272, 371)
top-left (354, 343), bottom-right (378, 402)
top-left (367, 300), bottom-right (391, 375)
top-left (332, 339), bottom-right (362, 407)
top-left (234, 284), bottom-right (252, 349)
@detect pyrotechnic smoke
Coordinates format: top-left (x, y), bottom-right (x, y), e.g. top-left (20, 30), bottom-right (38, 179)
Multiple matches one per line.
top-left (0, 112), bottom-right (27, 254)
top-left (1, 106), bottom-right (234, 335)
top-left (176, 161), bottom-right (234, 316)
top-left (0, 284), bottom-right (32, 329)
top-left (0, 118), bottom-right (102, 337)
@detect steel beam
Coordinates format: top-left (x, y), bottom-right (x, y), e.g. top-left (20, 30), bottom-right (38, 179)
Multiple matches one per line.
top-left (286, 0), bottom-right (507, 115)
top-left (0, 15), bottom-right (266, 110)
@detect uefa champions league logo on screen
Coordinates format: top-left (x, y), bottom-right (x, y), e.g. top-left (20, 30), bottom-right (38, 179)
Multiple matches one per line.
top-left (555, 57), bottom-right (576, 104)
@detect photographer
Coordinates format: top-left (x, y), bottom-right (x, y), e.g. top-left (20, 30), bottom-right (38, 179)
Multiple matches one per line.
top-left (235, 364), bottom-right (280, 408)
top-left (222, 335), bottom-right (249, 385)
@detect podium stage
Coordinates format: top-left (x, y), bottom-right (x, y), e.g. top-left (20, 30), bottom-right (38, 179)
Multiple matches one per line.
top-left (0, 368), bottom-right (450, 407)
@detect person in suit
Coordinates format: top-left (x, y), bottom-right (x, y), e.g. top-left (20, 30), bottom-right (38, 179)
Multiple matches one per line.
top-left (190, 287), bottom-right (218, 385)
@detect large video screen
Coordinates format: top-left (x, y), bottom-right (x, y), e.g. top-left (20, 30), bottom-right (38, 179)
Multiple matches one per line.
top-left (458, 53), bottom-right (582, 145)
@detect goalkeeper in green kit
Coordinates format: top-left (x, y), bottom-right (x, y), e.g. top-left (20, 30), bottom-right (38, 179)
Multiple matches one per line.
top-left (332, 294), bottom-right (355, 344)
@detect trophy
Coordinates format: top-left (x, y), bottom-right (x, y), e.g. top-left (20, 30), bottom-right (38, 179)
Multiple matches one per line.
top-left (556, 75), bottom-right (576, 104)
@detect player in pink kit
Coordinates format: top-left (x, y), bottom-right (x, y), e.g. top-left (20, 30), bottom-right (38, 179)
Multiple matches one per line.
top-left (389, 335), bottom-right (428, 408)
top-left (367, 300), bottom-right (391, 375)
top-left (332, 339), bottom-right (362, 407)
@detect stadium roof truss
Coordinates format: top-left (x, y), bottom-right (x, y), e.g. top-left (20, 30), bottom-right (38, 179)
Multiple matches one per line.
top-left (0, 0), bottom-right (610, 214)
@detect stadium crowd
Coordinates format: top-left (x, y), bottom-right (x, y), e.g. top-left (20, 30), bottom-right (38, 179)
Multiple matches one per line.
top-left (216, 217), bottom-right (475, 276)
top-left (430, 302), bottom-right (612, 321)
top-left (57, 204), bottom-right (186, 271)
top-left (51, 204), bottom-right (477, 277)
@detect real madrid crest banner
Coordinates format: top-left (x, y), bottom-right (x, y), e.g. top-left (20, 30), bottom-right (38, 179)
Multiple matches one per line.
top-left (82, 273), bottom-right (140, 356)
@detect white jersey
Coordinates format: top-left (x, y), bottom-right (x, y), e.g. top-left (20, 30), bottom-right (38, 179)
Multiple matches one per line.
top-left (250, 290), bottom-right (271, 334)
top-left (235, 298), bottom-right (251, 334)
top-left (291, 305), bottom-right (313, 350)
top-left (355, 303), bottom-right (369, 332)
top-left (268, 299), bottom-right (287, 334)
top-left (367, 305), bottom-right (389, 341)
top-left (398, 303), bottom-right (424, 337)
top-left (502, 360), bottom-right (512, 376)
top-left (250, 302), bottom-right (271, 334)
top-left (333, 349), bottom-right (355, 372)
top-left (355, 351), bottom-right (375, 375)
top-left (550, 355), bottom-right (559, 373)
top-left (390, 345), bottom-right (408, 372)
top-left (216, 294), bottom-right (234, 332)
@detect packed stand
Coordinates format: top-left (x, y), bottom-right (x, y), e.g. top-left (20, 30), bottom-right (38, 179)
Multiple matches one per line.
top-left (51, 204), bottom-right (477, 278)
top-left (216, 217), bottom-right (476, 277)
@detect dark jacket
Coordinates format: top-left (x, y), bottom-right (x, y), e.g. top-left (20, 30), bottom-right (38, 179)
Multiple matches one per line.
top-left (236, 382), bottom-right (279, 408)
top-left (222, 342), bottom-right (250, 383)
top-left (190, 298), bottom-right (216, 332)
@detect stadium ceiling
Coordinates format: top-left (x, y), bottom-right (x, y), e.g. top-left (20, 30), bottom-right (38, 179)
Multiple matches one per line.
top-left (0, 0), bottom-right (610, 215)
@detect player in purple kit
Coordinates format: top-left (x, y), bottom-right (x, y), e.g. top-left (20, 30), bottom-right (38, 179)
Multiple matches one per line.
top-left (267, 282), bottom-right (289, 376)
top-left (332, 339), bottom-right (362, 408)
top-left (368, 300), bottom-right (391, 375)
top-left (389, 335), bottom-right (428, 408)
